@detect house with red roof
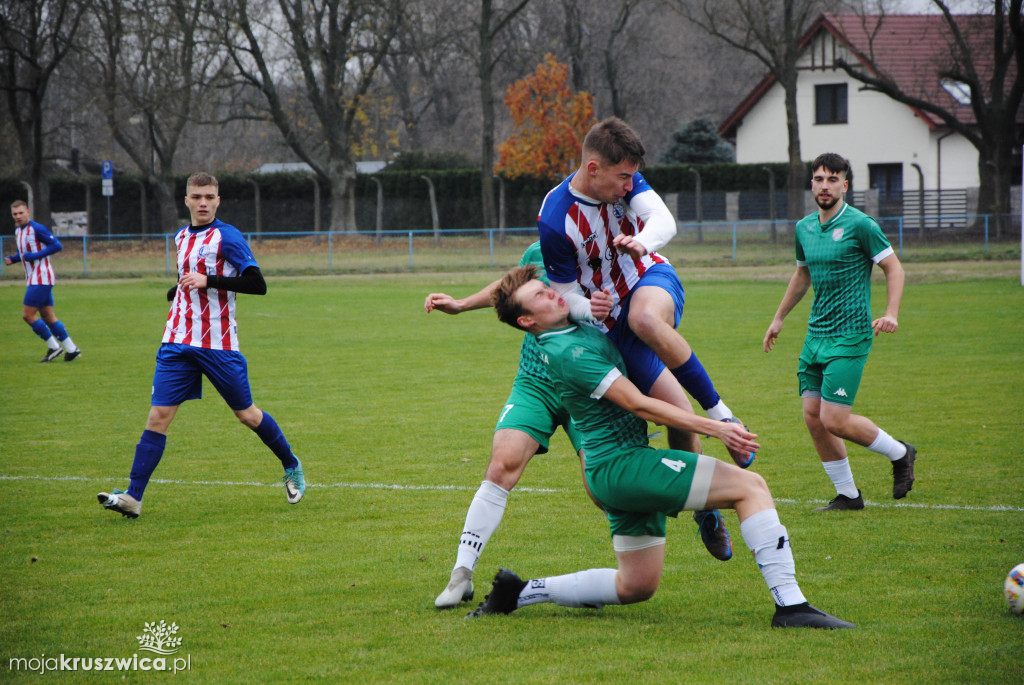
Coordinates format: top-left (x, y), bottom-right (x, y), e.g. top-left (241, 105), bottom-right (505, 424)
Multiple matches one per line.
top-left (719, 13), bottom-right (1021, 221)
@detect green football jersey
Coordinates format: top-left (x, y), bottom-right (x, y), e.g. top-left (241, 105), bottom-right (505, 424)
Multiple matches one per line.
top-left (535, 323), bottom-right (649, 464)
top-left (795, 202), bottom-right (893, 338)
top-left (517, 242), bottom-right (550, 380)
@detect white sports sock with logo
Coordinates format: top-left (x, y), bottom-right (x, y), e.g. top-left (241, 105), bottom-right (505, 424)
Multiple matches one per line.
top-left (453, 480), bottom-right (508, 572)
top-left (822, 458), bottom-right (859, 498)
top-left (61, 336), bottom-right (78, 352)
top-left (740, 509), bottom-right (807, 607)
top-left (867, 429), bottom-right (907, 462)
top-left (517, 569), bottom-right (621, 609)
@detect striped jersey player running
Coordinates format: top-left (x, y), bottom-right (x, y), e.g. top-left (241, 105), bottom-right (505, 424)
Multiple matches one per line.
top-left (98, 172), bottom-right (305, 518)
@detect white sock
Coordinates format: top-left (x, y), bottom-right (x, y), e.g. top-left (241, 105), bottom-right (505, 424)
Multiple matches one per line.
top-left (705, 400), bottom-right (732, 422)
top-left (453, 480), bottom-right (508, 573)
top-left (61, 336), bottom-right (78, 352)
top-left (867, 429), bottom-right (907, 462)
top-left (518, 569), bottom-right (621, 609)
top-left (739, 509), bottom-right (807, 607)
top-left (45, 336), bottom-right (60, 351)
top-left (822, 458), bottom-right (859, 498)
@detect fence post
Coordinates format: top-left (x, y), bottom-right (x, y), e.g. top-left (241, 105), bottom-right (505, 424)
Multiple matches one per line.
top-left (489, 229), bottom-right (495, 266)
top-left (328, 230), bottom-right (333, 271)
top-left (762, 166), bottom-right (777, 243)
top-left (495, 175), bottom-right (506, 243)
top-left (311, 175), bottom-right (321, 245)
top-left (247, 178), bottom-right (261, 239)
top-left (985, 214), bottom-right (989, 253)
top-left (135, 179), bottom-right (147, 236)
top-left (371, 177), bottom-right (383, 245)
top-left (408, 231), bottom-right (414, 269)
top-left (421, 175), bottom-right (440, 244)
top-left (688, 168), bottom-right (703, 244)
top-left (82, 235), bottom-right (88, 276)
top-left (165, 233), bottom-right (172, 276)
top-left (731, 222), bottom-right (737, 261)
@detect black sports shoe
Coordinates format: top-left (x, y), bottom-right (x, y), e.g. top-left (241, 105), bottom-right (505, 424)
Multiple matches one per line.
top-left (64, 348), bottom-right (82, 362)
top-left (892, 441), bottom-right (916, 499)
top-left (466, 569), bottom-right (527, 618)
top-left (40, 347), bottom-right (63, 362)
top-left (813, 490), bottom-right (864, 511)
top-left (771, 602), bottom-right (856, 629)
top-left (722, 416), bottom-right (756, 468)
top-left (693, 509), bottom-right (732, 561)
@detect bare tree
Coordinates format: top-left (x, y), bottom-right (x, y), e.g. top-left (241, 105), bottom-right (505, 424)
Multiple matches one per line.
top-left (672, 0), bottom-right (834, 219)
top-left (222, 0), bottom-right (403, 231)
top-left (0, 0), bottom-right (86, 223)
top-left (604, 0), bottom-right (642, 120)
top-left (834, 1), bottom-right (1024, 231)
top-left (477, 0), bottom-right (532, 229)
top-left (77, 0), bottom-right (227, 233)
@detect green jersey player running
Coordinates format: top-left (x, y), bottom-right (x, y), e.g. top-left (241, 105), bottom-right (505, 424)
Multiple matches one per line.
top-left (466, 265), bottom-right (854, 629)
top-left (763, 152), bottom-right (917, 511)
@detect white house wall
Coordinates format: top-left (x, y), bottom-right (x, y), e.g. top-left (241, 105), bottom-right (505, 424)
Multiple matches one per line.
top-left (733, 46), bottom-right (979, 193)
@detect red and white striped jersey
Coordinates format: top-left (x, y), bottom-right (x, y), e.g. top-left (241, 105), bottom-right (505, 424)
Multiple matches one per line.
top-left (162, 219), bottom-right (258, 351)
top-left (538, 172), bottom-right (670, 332)
top-left (14, 221), bottom-right (61, 285)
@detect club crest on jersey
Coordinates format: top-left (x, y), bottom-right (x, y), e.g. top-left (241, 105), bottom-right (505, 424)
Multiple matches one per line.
top-left (612, 202), bottom-right (624, 219)
top-left (198, 245), bottom-right (208, 257)
top-left (832, 228), bottom-right (844, 241)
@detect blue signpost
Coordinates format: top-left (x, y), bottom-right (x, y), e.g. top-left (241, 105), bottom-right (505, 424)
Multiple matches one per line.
top-left (102, 160), bottom-right (113, 235)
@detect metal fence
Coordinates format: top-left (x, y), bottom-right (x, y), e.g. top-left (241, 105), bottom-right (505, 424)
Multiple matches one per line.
top-left (1, 214), bottom-right (1020, 281)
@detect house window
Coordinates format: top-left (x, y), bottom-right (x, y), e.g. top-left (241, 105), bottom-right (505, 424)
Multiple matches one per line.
top-left (815, 84), bottom-right (848, 124)
top-left (869, 164), bottom-right (903, 197)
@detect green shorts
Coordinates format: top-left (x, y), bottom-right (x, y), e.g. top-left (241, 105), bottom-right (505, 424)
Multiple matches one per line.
top-left (495, 372), bottom-right (583, 455)
top-left (798, 334), bottom-right (872, 407)
top-left (585, 447), bottom-right (716, 537)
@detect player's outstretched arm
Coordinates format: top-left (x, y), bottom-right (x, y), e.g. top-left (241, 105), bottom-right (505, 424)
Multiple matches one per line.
top-left (603, 376), bottom-right (760, 456)
top-left (764, 267), bottom-right (811, 352)
top-left (424, 278), bottom-right (502, 314)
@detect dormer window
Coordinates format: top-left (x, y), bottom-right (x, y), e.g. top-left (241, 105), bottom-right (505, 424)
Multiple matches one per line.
top-left (815, 84), bottom-right (848, 124)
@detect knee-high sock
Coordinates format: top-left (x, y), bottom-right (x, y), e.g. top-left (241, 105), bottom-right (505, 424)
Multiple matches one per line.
top-left (49, 320), bottom-right (68, 341)
top-left (517, 569), bottom-right (622, 609)
top-left (29, 319), bottom-right (56, 346)
top-left (253, 412), bottom-right (299, 470)
top-left (454, 480), bottom-right (508, 572)
top-left (739, 509), bottom-right (807, 607)
top-left (669, 353), bottom-right (722, 413)
top-left (822, 458), bottom-right (858, 498)
top-left (127, 430), bottom-right (167, 502)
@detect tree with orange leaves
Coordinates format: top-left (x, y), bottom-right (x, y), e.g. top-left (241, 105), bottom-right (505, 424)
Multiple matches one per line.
top-left (496, 54), bottom-right (596, 180)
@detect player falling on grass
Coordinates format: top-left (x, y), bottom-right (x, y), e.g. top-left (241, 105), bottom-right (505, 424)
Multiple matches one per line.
top-left (97, 172), bottom-right (305, 518)
top-left (467, 265), bottom-right (855, 630)
top-left (5, 200), bottom-right (82, 362)
top-left (537, 117), bottom-right (755, 470)
top-left (763, 153), bottom-right (916, 511)
top-left (425, 242), bottom-right (736, 609)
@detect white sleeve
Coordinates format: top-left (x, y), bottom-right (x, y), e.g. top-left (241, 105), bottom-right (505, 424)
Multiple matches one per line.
top-left (629, 190), bottom-right (677, 254)
top-left (550, 279), bottom-right (596, 323)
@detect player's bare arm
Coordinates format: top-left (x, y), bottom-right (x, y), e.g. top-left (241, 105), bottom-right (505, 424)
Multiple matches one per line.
top-left (764, 267), bottom-right (812, 352)
top-left (425, 279), bottom-right (501, 315)
top-left (872, 254), bottom-right (905, 336)
top-left (603, 375), bottom-right (760, 456)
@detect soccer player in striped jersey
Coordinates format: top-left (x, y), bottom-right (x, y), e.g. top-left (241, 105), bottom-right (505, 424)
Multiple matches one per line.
top-left (538, 117), bottom-right (754, 470)
top-left (467, 266), bottom-right (854, 629)
top-left (98, 173), bottom-right (305, 518)
top-left (5, 200), bottom-right (82, 362)
top-left (763, 153), bottom-right (916, 511)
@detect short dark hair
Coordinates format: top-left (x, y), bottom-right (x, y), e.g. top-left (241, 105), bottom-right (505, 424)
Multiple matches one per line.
top-left (583, 117), bottom-right (646, 170)
top-left (492, 265), bottom-right (540, 331)
top-left (811, 153), bottom-right (851, 178)
top-left (186, 172), bottom-right (219, 191)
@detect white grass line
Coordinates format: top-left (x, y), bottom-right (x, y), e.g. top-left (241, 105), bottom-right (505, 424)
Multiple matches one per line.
top-left (2, 475), bottom-right (1023, 511)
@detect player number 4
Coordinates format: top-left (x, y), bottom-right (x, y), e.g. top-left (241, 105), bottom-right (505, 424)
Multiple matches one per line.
top-left (660, 457), bottom-right (686, 473)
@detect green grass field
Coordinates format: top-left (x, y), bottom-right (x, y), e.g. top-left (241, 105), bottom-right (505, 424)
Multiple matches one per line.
top-left (1, 266), bottom-right (1023, 683)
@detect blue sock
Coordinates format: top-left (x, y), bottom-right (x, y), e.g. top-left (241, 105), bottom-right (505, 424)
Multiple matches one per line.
top-left (29, 319), bottom-right (53, 342)
top-left (253, 412), bottom-right (299, 470)
top-left (49, 320), bottom-right (68, 341)
top-left (127, 430), bottom-right (167, 502)
top-left (670, 353), bottom-right (721, 411)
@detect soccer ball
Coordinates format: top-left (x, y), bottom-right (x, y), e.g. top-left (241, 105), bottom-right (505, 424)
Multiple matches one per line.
top-left (1005, 564), bottom-right (1024, 614)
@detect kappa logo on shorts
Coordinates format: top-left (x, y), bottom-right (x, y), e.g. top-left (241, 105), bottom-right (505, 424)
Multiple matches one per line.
top-left (835, 388), bottom-right (848, 397)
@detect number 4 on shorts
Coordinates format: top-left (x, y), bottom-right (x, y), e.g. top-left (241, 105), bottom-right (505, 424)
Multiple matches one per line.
top-left (661, 457), bottom-right (687, 473)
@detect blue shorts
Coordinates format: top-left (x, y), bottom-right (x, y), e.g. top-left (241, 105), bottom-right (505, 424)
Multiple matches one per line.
top-left (605, 264), bottom-right (685, 394)
top-left (151, 343), bottom-right (254, 410)
top-left (24, 285), bottom-right (55, 308)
